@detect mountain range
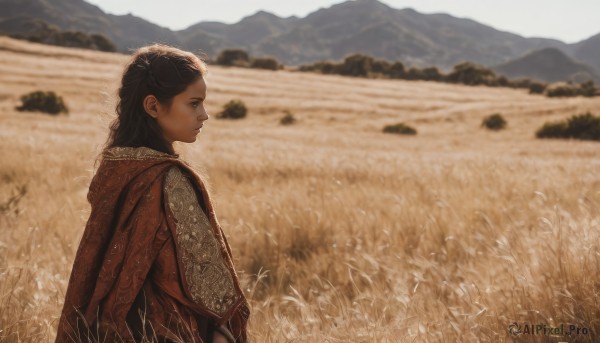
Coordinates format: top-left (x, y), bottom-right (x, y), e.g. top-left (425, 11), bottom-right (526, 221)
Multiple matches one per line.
top-left (1, 0), bottom-right (599, 83)
top-left (494, 47), bottom-right (600, 84)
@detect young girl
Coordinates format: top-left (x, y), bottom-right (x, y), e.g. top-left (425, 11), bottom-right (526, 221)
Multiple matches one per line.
top-left (54, 44), bottom-right (250, 343)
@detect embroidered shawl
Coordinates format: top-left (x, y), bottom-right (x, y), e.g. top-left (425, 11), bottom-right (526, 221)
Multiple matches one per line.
top-left (54, 146), bottom-right (250, 343)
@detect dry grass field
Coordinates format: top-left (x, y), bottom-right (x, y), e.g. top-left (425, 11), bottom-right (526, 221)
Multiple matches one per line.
top-left (1, 36), bottom-right (599, 342)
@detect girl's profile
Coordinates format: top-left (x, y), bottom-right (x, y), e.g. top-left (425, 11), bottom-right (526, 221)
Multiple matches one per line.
top-left (54, 44), bottom-right (250, 343)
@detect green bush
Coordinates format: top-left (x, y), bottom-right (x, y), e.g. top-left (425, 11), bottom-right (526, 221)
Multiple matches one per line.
top-left (217, 99), bottom-right (247, 119)
top-left (15, 91), bottom-right (68, 115)
top-left (536, 112), bottom-right (600, 141)
top-left (250, 57), bottom-right (280, 70)
top-left (216, 49), bottom-right (250, 67)
top-left (280, 110), bottom-right (296, 125)
top-left (383, 123), bottom-right (417, 135)
top-left (481, 113), bottom-right (507, 131)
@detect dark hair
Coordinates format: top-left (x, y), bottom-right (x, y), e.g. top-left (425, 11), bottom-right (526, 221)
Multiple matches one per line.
top-left (104, 44), bottom-right (208, 156)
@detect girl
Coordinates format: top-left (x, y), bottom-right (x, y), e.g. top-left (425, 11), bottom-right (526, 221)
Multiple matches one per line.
top-left (54, 44), bottom-right (250, 343)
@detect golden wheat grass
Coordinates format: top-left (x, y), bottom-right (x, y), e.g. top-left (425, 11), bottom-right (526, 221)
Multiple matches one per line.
top-left (1, 37), bottom-right (599, 342)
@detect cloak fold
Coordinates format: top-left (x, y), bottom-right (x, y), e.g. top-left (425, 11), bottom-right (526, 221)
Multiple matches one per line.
top-left (55, 146), bottom-right (250, 343)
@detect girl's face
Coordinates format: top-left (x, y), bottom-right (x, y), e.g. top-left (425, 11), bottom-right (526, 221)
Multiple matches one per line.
top-left (147, 76), bottom-right (209, 145)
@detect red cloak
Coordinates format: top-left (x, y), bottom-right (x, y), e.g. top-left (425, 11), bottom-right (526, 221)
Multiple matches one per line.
top-left (54, 146), bottom-right (250, 343)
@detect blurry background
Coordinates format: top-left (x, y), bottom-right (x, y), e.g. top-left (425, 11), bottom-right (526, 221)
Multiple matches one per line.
top-left (1, 0), bottom-right (599, 342)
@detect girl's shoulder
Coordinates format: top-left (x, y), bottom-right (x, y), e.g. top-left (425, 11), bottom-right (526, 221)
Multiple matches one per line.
top-left (102, 146), bottom-right (179, 161)
top-left (163, 164), bottom-right (210, 217)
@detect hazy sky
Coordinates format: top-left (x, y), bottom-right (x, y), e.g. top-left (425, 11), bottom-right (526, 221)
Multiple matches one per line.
top-left (85, 0), bottom-right (600, 43)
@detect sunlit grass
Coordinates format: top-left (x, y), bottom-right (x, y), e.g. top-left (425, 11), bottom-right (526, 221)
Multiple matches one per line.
top-left (1, 37), bottom-right (599, 342)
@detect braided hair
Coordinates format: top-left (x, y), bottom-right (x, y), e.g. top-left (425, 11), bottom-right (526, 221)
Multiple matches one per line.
top-left (105, 44), bottom-right (208, 156)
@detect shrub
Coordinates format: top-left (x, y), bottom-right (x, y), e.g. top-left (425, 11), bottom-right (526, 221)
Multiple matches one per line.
top-left (216, 99), bottom-right (247, 119)
top-left (15, 91), bottom-right (68, 115)
top-left (383, 123), bottom-right (417, 135)
top-left (508, 78), bottom-right (534, 89)
top-left (370, 59), bottom-right (391, 76)
top-left (90, 33), bottom-right (117, 52)
top-left (579, 80), bottom-right (598, 97)
top-left (536, 112), bottom-right (600, 141)
top-left (545, 83), bottom-right (580, 97)
top-left (481, 113), bottom-right (507, 130)
top-left (280, 110), bottom-right (296, 125)
top-left (295, 53), bottom-right (592, 97)
top-left (535, 121), bottom-right (569, 139)
top-left (404, 67), bottom-right (423, 80)
top-left (446, 62), bottom-right (497, 86)
top-left (10, 20), bottom-right (117, 52)
top-left (317, 61), bottom-right (337, 74)
top-left (387, 61), bottom-right (405, 79)
top-left (216, 49), bottom-right (250, 67)
top-left (495, 76), bottom-right (510, 87)
top-left (528, 82), bottom-right (547, 94)
top-left (298, 61), bottom-right (337, 74)
top-left (336, 54), bottom-right (374, 77)
top-left (564, 112), bottom-right (600, 139)
top-left (545, 81), bottom-right (598, 97)
top-left (250, 57), bottom-right (280, 70)
top-left (421, 67), bottom-right (443, 81)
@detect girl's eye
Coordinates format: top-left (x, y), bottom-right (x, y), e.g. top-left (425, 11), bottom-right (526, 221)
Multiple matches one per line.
top-left (191, 102), bottom-right (200, 108)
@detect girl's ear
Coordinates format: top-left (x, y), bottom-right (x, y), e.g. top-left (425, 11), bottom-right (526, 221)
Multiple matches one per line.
top-left (143, 95), bottom-right (160, 118)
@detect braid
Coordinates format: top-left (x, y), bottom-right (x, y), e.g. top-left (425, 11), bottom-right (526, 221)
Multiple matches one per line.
top-left (136, 58), bottom-right (161, 88)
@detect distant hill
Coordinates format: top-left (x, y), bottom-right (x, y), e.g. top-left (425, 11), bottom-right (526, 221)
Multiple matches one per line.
top-left (179, 10), bottom-right (300, 57)
top-left (0, 0), bottom-right (181, 51)
top-left (4, 19), bottom-right (116, 52)
top-left (1, 0), bottom-right (599, 82)
top-left (571, 33), bottom-right (600, 71)
top-left (180, 0), bottom-right (570, 69)
top-left (493, 47), bottom-right (600, 84)
top-left (182, 11), bottom-right (299, 47)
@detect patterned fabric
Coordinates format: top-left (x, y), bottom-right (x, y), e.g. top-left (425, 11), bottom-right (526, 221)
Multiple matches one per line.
top-left (54, 146), bottom-right (250, 343)
top-left (102, 146), bottom-right (179, 161)
top-left (163, 166), bottom-right (241, 316)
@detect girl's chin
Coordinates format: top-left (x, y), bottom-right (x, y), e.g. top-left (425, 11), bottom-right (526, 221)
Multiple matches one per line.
top-left (177, 137), bottom-right (197, 144)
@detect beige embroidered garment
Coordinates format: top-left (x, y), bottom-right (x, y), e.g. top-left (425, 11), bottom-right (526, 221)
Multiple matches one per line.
top-left (54, 146), bottom-right (250, 343)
